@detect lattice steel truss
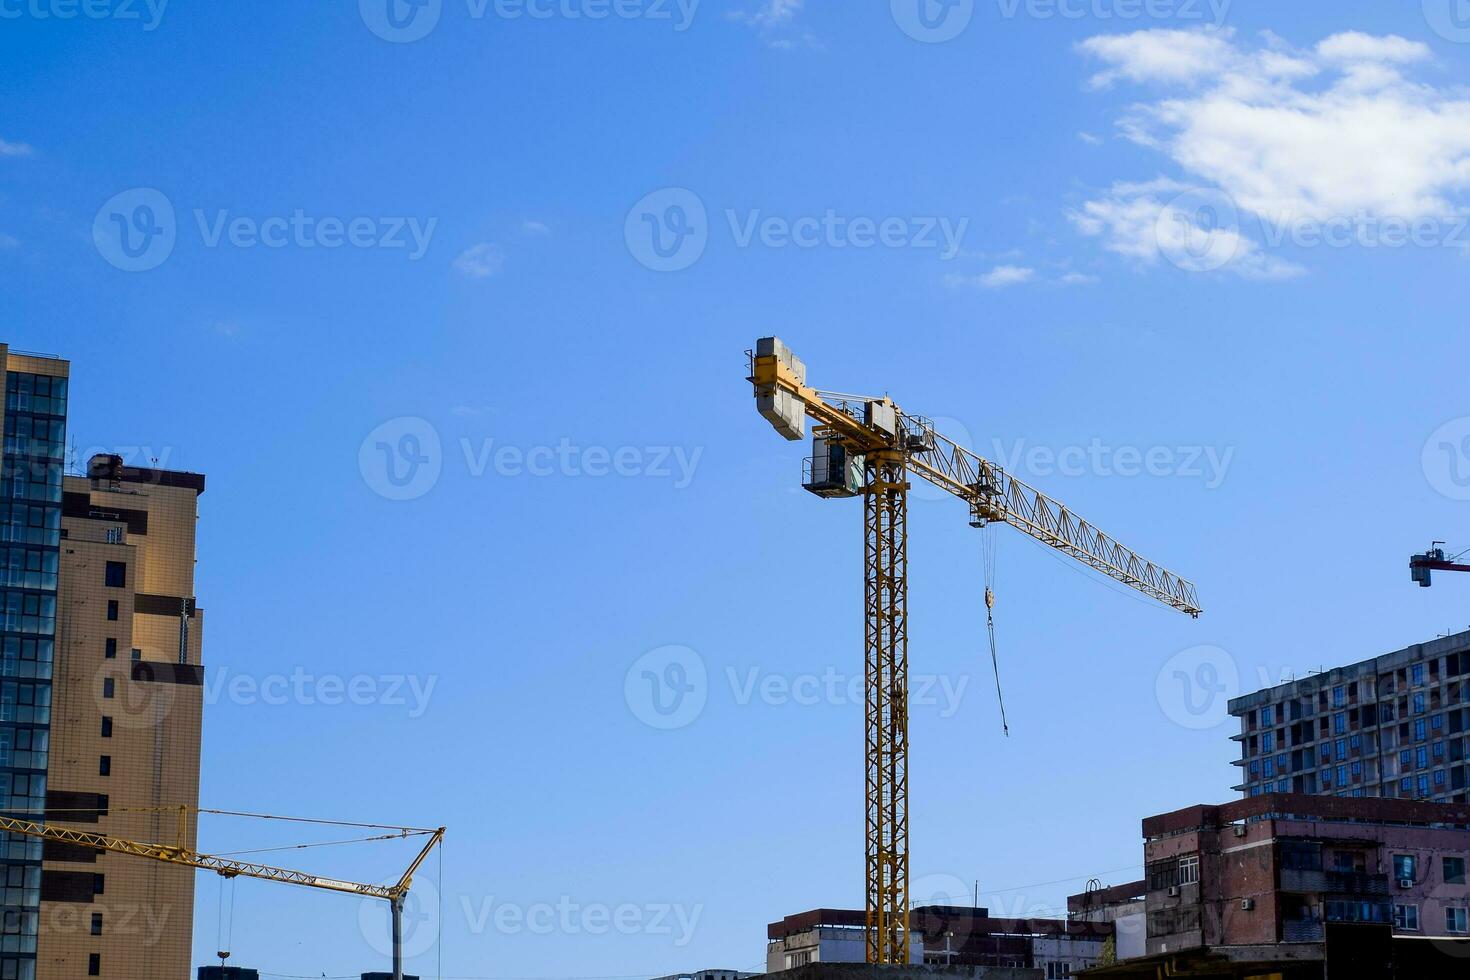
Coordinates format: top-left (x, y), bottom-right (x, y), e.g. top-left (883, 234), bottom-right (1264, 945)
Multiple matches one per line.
top-left (864, 452), bottom-right (910, 964)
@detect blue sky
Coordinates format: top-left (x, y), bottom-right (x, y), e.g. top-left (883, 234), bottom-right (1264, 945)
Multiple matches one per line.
top-left (7, 0), bottom-right (1470, 976)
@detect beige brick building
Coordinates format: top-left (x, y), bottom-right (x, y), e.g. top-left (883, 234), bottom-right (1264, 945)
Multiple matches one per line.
top-left (0, 344), bottom-right (204, 980)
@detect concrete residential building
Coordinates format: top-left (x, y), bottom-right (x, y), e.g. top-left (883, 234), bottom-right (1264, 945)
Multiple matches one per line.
top-left (1066, 882), bottom-right (1145, 962)
top-left (767, 908), bottom-right (923, 970)
top-left (0, 345), bottom-right (206, 979)
top-left (649, 968), bottom-right (758, 980)
top-left (1079, 794), bottom-right (1470, 978)
top-left (767, 908), bottom-right (1110, 977)
top-left (1228, 629), bottom-right (1470, 804)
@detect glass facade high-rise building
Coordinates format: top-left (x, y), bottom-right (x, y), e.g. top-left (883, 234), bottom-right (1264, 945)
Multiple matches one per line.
top-left (0, 348), bottom-right (66, 980)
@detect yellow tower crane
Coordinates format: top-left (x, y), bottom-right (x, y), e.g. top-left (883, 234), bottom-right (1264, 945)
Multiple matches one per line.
top-left (0, 807), bottom-right (444, 980)
top-left (748, 337), bottom-right (1201, 965)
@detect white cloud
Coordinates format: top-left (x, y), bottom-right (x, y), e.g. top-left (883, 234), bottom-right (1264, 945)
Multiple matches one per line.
top-left (1073, 28), bottom-right (1470, 275)
top-left (946, 265), bottom-right (1037, 290)
top-left (453, 243), bottom-right (504, 280)
top-left (1315, 32), bottom-right (1430, 66)
top-left (1079, 28), bottom-right (1240, 89)
top-left (729, 0), bottom-right (817, 48)
top-left (0, 139), bottom-right (33, 158)
top-left (1057, 272), bottom-right (1100, 285)
top-left (1070, 179), bottom-right (1304, 280)
top-left (730, 0), bottom-right (802, 29)
top-left (1078, 131), bottom-right (1102, 145)
top-left (521, 220), bottom-right (551, 236)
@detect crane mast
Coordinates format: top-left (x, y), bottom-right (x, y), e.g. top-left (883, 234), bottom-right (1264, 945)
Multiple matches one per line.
top-left (748, 337), bottom-right (1200, 965)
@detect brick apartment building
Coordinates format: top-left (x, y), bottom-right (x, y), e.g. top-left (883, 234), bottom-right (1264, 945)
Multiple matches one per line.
top-left (1229, 629), bottom-right (1470, 804)
top-left (1079, 794), bottom-right (1470, 978)
top-left (0, 344), bottom-right (205, 979)
top-left (767, 907), bottom-right (1110, 977)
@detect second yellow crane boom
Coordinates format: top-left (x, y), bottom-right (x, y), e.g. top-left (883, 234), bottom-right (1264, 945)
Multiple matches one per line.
top-left (0, 807), bottom-right (443, 980)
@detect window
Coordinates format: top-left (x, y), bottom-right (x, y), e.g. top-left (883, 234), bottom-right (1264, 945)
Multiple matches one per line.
top-left (1336, 738), bottom-right (1348, 760)
top-left (1448, 908), bottom-right (1468, 934)
top-left (92, 874), bottom-right (104, 895)
top-left (130, 649), bottom-right (140, 662)
top-left (1334, 685), bottom-right (1345, 707)
top-left (1418, 746), bottom-right (1429, 768)
top-left (1261, 705), bottom-right (1274, 726)
top-left (1446, 857), bottom-right (1467, 885)
top-left (1395, 905), bottom-right (1420, 931)
top-left (1416, 720), bottom-right (1427, 741)
top-left (105, 600), bottom-right (118, 621)
top-left (1415, 693), bottom-right (1426, 714)
top-left (1179, 855), bottom-right (1200, 885)
top-left (1263, 732), bottom-right (1275, 752)
top-left (1419, 775), bottom-right (1430, 796)
top-left (103, 561), bottom-right (125, 588)
top-left (104, 638), bottom-right (116, 659)
top-left (1395, 855), bottom-right (1418, 881)
top-left (87, 953), bottom-right (99, 977)
top-left (102, 678), bottom-right (114, 699)
top-left (98, 756), bottom-right (110, 777)
top-left (100, 717), bottom-right (112, 738)
top-left (1264, 759), bottom-right (1275, 778)
top-left (1414, 664), bottom-right (1426, 685)
top-left (1335, 713), bottom-right (1347, 734)
top-left (90, 912), bottom-right (102, 936)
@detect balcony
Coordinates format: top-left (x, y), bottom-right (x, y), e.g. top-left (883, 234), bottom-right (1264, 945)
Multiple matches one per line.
top-left (1280, 868), bottom-right (1327, 893)
top-left (1325, 871), bottom-right (1389, 897)
top-left (1283, 920), bottom-right (1325, 943)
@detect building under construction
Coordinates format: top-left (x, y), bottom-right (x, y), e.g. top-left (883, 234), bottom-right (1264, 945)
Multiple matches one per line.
top-left (1229, 629), bottom-right (1470, 805)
